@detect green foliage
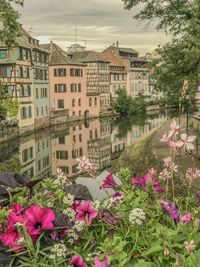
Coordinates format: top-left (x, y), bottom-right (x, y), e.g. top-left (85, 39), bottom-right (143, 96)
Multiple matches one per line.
top-left (0, 156), bottom-right (21, 173)
top-left (114, 89), bottom-right (146, 116)
top-left (0, 0), bottom-right (24, 46)
top-left (0, 81), bottom-right (19, 120)
top-left (122, 0), bottom-right (200, 107)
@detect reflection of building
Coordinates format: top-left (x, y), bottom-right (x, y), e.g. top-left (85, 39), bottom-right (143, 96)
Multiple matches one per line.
top-left (110, 126), bottom-right (126, 160)
top-left (51, 119), bottom-right (112, 177)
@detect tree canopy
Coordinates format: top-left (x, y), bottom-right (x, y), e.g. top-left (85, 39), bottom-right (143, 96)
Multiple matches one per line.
top-left (122, 0), bottom-right (200, 105)
top-left (0, 0), bottom-right (24, 46)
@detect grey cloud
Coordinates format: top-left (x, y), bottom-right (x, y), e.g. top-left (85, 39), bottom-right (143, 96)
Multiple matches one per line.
top-left (17, 0), bottom-right (170, 54)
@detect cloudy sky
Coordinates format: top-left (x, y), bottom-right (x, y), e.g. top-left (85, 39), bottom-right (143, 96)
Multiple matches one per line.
top-left (17, 0), bottom-right (171, 54)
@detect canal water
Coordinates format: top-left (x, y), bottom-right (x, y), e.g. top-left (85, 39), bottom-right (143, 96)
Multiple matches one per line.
top-left (0, 113), bottom-right (167, 182)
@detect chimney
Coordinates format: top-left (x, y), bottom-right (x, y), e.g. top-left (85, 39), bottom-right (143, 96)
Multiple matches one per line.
top-left (50, 41), bottom-right (54, 51)
top-left (116, 41), bottom-right (119, 48)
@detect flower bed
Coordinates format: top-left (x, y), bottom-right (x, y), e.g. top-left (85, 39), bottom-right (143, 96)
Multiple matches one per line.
top-left (0, 119), bottom-right (200, 266)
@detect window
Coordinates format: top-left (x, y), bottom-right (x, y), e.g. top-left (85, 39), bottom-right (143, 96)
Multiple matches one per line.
top-left (95, 129), bottom-right (98, 138)
top-left (41, 107), bottom-right (43, 116)
top-left (20, 85), bottom-right (31, 97)
top-left (55, 84), bottom-right (66, 93)
top-left (21, 107), bottom-right (27, 119)
top-left (73, 135), bottom-right (76, 143)
top-left (78, 98), bottom-right (81, 106)
top-left (0, 50), bottom-right (7, 59)
top-left (59, 136), bottom-right (65, 144)
top-left (54, 68), bottom-right (66, 77)
top-left (79, 134), bottom-right (82, 142)
top-left (56, 151), bottom-right (68, 159)
top-left (58, 99), bottom-right (64, 109)
top-left (70, 84), bottom-right (77, 92)
top-left (36, 108), bottom-right (39, 117)
top-left (94, 97), bottom-right (97, 106)
top-left (79, 148), bottom-right (83, 157)
top-left (72, 99), bottom-right (75, 107)
top-left (25, 50), bottom-right (29, 60)
top-left (38, 160), bottom-right (41, 171)
top-left (59, 166), bottom-right (69, 174)
top-left (28, 106), bottom-right (32, 118)
top-left (78, 111), bottom-right (81, 116)
top-left (90, 130), bottom-right (93, 139)
top-left (72, 111), bottom-right (75, 116)
top-left (89, 97), bottom-right (92, 107)
top-left (44, 70), bottom-right (48, 80)
top-left (72, 150), bottom-right (76, 159)
top-left (36, 88), bottom-right (39, 98)
top-left (19, 66), bottom-right (23, 78)
top-left (45, 106), bottom-right (48, 115)
top-left (72, 165), bottom-right (77, 173)
top-left (0, 66), bottom-right (11, 77)
top-left (78, 84), bottom-right (81, 92)
top-left (19, 48), bottom-right (24, 60)
top-left (26, 67), bottom-right (30, 78)
top-left (70, 68), bottom-right (83, 77)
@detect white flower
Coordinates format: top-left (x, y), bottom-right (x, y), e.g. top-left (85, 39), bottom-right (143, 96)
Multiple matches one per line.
top-left (63, 194), bottom-right (74, 205)
top-left (176, 134), bottom-right (196, 151)
top-left (50, 243), bottom-right (67, 258)
top-left (129, 208), bottom-right (146, 225)
top-left (63, 208), bottom-right (76, 220)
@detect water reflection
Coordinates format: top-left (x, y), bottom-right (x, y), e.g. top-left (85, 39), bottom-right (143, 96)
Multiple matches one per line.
top-left (0, 113), bottom-right (167, 178)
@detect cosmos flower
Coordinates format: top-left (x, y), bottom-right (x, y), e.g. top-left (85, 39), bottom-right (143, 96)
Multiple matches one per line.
top-left (180, 213), bottom-right (191, 224)
top-left (176, 134), bottom-right (196, 151)
top-left (160, 200), bottom-right (179, 223)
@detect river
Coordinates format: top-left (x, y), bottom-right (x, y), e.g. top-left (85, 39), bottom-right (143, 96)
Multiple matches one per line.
top-left (0, 113), bottom-right (168, 180)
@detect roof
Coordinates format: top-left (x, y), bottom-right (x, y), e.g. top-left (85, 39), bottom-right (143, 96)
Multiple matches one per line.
top-left (118, 47), bottom-right (139, 55)
top-left (101, 52), bottom-right (126, 67)
top-left (41, 43), bottom-right (85, 66)
top-left (71, 51), bottom-right (110, 63)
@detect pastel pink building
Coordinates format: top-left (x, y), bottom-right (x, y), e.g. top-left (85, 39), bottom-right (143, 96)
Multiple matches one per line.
top-left (41, 43), bottom-right (100, 123)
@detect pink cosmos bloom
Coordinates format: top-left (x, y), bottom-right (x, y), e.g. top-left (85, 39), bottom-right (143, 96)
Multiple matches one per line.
top-left (69, 255), bottom-right (88, 267)
top-left (160, 133), bottom-right (169, 143)
top-left (0, 228), bottom-right (24, 252)
top-left (176, 134), bottom-right (196, 151)
top-left (163, 157), bottom-right (178, 172)
top-left (159, 168), bottom-right (171, 181)
top-left (168, 119), bottom-right (180, 138)
top-left (153, 180), bottom-right (165, 193)
top-left (180, 213), bottom-right (191, 224)
top-left (76, 156), bottom-right (96, 174)
top-left (168, 140), bottom-right (178, 150)
top-left (94, 256), bottom-right (110, 267)
top-left (76, 201), bottom-right (97, 225)
top-left (100, 173), bottom-right (117, 189)
top-left (147, 168), bottom-right (157, 178)
top-left (186, 168), bottom-right (200, 181)
top-left (24, 205), bottom-right (55, 239)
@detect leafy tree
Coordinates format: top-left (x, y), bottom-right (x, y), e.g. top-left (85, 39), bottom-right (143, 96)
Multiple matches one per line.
top-left (0, 0), bottom-right (24, 46)
top-left (122, 0), bottom-right (200, 106)
top-left (114, 89), bottom-right (146, 116)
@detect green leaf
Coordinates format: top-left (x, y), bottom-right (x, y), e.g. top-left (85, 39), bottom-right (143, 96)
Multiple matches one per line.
top-left (142, 245), bottom-right (163, 256)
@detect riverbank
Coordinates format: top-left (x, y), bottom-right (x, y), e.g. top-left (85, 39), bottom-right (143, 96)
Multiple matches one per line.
top-left (115, 116), bottom-right (200, 176)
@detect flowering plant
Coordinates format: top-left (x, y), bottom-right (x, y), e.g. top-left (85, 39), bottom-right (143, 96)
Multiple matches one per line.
top-left (0, 119), bottom-right (200, 266)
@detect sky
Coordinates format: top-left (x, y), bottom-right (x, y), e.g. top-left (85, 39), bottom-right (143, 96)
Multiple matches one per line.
top-left (16, 0), bottom-right (171, 55)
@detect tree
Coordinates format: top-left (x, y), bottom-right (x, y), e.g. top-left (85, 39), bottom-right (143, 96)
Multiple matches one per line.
top-left (122, 0), bottom-right (200, 106)
top-left (114, 89), bottom-right (146, 116)
top-left (0, 0), bottom-right (24, 46)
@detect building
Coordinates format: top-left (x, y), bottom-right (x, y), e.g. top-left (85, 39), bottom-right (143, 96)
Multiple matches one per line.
top-left (41, 42), bottom-right (100, 123)
top-left (70, 50), bottom-right (111, 113)
top-left (104, 42), bottom-right (151, 99)
top-left (0, 27), bottom-right (50, 132)
top-left (101, 52), bottom-right (127, 105)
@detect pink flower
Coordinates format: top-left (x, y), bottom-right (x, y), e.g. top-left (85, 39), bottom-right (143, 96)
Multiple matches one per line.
top-left (168, 119), bottom-right (180, 138)
top-left (70, 255), bottom-right (88, 267)
top-left (72, 200), bottom-right (81, 211)
top-left (8, 212), bottom-right (24, 228)
top-left (76, 201), bottom-right (97, 225)
top-left (24, 205), bottom-right (55, 239)
top-left (186, 168), bottom-right (200, 181)
top-left (94, 256), bottom-right (110, 267)
top-left (76, 156), bottom-right (96, 175)
top-left (100, 173), bottom-right (117, 189)
top-left (147, 168), bottom-right (157, 178)
top-left (180, 213), bottom-right (191, 224)
top-left (160, 200), bottom-right (179, 223)
top-left (10, 203), bottom-right (24, 214)
top-left (176, 134), bottom-right (196, 151)
top-left (163, 157), bottom-right (178, 172)
top-left (0, 228), bottom-right (24, 252)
